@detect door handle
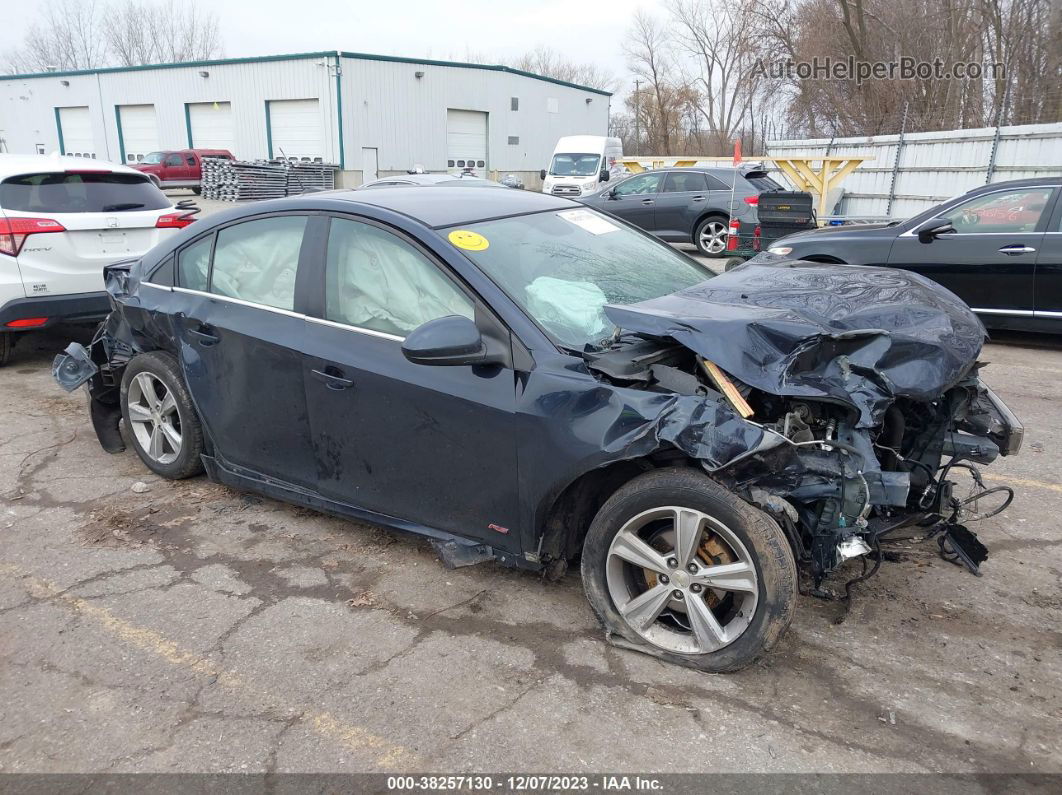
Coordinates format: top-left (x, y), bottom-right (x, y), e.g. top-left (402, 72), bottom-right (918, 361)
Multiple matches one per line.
top-left (998, 245), bottom-right (1036, 255)
top-left (188, 326), bottom-right (219, 346)
top-left (691, 195), bottom-right (705, 202)
top-left (311, 368), bottom-right (354, 391)
top-left (641, 199), bottom-right (654, 205)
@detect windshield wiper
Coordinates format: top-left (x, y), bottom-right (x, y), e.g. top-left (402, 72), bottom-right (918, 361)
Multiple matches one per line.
top-left (101, 203), bottom-right (145, 211)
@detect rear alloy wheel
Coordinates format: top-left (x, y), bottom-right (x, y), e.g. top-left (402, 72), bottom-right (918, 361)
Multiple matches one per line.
top-left (120, 351), bottom-right (204, 479)
top-left (695, 217), bottom-right (729, 258)
top-left (582, 468), bottom-right (796, 672)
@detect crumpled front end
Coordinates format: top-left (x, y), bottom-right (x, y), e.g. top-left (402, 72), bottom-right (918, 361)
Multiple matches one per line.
top-left (585, 259), bottom-right (1022, 583)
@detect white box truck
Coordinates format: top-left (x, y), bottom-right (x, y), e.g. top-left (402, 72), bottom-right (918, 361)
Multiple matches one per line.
top-left (540, 136), bottom-right (624, 196)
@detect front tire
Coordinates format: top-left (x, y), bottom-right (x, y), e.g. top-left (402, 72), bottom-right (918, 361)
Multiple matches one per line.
top-left (694, 216), bottom-right (729, 258)
top-left (581, 468), bottom-right (796, 673)
top-left (120, 351), bottom-right (204, 479)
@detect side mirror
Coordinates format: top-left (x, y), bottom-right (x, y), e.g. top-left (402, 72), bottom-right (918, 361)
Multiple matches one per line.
top-left (607, 186), bottom-right (618, 199)
top-left (401, 315), bottom-right (487, 366)
top-left (539, 169), bottom-right (547, 180)
top-left (600, 170), bottom-right (610, 182)
top-left (917, 217), bottom-right (956, 244)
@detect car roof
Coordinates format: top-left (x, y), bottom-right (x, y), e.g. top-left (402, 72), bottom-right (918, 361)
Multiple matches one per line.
top-left (964, 176), bottom-right (1062, 194)
top-left (313, 186), bottom-right (576, 227)
top-left (0, 153), bottom-right (148, 180)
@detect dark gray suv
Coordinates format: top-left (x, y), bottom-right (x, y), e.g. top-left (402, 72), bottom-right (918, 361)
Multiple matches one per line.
top-left (579, 166), bottom-right (782, 257)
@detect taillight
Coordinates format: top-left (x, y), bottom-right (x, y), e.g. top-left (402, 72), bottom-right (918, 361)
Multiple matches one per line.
top-left (0, 217), bottom-right (66, 257)
top-left (726, 218), bottom-right (741, 252)
top-left (753, 225), bottom-right (762, 251)
top-left (6, 317), bottom-right (49, 328)
top-left (155, 213), bottom-right (196, 229)
top-left (743, 195), bottom-right (759, 206)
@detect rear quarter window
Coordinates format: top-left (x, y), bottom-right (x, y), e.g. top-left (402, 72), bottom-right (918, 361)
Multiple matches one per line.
top-left (0, 172), bottom-right (170, 213)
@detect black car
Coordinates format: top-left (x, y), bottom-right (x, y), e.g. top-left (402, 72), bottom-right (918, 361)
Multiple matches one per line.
top-left (768, 177), bottom-right (1062, 332)
top-left (579, 166), bottom-right (783, 257)
top-left (54, 188), bottom-right (1021, 672)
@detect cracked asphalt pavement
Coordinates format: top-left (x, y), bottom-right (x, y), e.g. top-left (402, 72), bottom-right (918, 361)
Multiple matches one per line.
top-left (1, 318), bottom-right (1060, 774)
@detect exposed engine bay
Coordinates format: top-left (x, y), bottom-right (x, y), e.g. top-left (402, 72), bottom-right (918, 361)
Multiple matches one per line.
top-left (582, 258), bottom-right (1024, 592)
top-left (584, 335), bottom-right (1020, 586)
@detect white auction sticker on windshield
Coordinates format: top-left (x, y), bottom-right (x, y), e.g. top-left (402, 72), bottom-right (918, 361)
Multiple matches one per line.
top-left (557, 209), bottom-right (619, 235)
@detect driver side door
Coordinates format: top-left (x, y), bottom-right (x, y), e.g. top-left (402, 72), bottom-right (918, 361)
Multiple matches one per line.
top-left (590, 172), bottom-right (662, 231)
top-left (299, 215), bottom-right (523, 549)
top-left (887, 185), bottom-right (1056, 315)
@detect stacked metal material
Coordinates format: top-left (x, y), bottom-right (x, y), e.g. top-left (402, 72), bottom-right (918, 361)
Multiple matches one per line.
top-left (285, 162), bottom-right (337, 194)
top-left (201, 159), bottom-right (338, 202)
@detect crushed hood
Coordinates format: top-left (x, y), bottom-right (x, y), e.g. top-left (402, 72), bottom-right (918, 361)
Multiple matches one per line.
top-left (603, 258), bottom-right (986, 427)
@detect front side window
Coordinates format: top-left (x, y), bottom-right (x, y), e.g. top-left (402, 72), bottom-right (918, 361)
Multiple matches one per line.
top-left (325, 218), bottom-right (473, 337)
top-left (141, 152), bottom-right (164, 164)
top-left (165, 154), bottom-right (182, 166)
top-left (549, 153), bottom-right (601, 177)
top-left (613, 172), bottom-right (663, 196)
top-left (447, 208), bottom-right (712, 349)
top-left (942, 188), bottom-right (1054, 233)
top-left (0, 172), bottom-right (169, 213)
top-left (210, 216), bottom-right (306, 310)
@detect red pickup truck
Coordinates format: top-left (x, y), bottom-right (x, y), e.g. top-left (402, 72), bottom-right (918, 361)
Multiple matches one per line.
top-left (134, 149), bottom-right (234, 193)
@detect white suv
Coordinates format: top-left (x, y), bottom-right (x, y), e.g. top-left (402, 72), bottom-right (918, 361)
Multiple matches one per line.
top-left (0, 154), bottom-right (196, 365)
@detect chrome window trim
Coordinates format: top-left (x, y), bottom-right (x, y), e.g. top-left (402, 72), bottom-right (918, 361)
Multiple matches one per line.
top-left (146, 283), bottom-right (408, 341)
top-left (971, 307), bottom-right (1036, 317)
top-left (305, 315), bottom-right (405, 342)
top-left (898, 184), bottom-right (1059, 237)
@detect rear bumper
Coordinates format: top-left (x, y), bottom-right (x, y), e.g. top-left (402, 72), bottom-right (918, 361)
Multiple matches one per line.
top-left (0, 292), bottom-right (111, 331)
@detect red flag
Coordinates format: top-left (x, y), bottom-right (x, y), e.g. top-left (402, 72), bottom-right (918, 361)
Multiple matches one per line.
top-left (733, 139), bottom-right (742, 166)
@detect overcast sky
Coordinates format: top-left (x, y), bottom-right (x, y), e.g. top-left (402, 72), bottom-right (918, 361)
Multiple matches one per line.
top-left (4, 0), bottom-right (660, 90)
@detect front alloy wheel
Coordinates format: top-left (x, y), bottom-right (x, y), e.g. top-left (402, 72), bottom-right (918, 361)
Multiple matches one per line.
top-left (606, 506), bottom-right (758, 654)
top-left (582, 468), bottom-right (796, 672)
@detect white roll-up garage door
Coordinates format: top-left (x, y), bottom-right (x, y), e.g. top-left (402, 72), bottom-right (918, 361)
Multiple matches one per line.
top-left (58, 106), bottom-right (94, 158)
top-left (446, 110), bottom-right (488, 177)
top-left (117, 104), bottom-right (159, 163)
top-left (187, 102), bottom-right (234, 152)
top-left (268, 99), bottom-right (323, 161)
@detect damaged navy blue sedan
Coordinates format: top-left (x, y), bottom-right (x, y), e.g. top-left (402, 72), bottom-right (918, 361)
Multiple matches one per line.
top-left (54, 187), bottom-right (1022, 672)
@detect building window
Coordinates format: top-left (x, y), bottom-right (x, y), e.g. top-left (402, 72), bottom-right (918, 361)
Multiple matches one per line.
top-left (448, 159), bottom-right (455, 167)
top-left (508, 136), bottom-right (519, 145)
top-left (510, 97), bottom-right (519, 111)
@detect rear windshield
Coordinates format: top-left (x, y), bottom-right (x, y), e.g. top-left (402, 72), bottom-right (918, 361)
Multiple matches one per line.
top-left (0, 172), bottom-right (170, 213)
top-left (743, 171), bottom-right (784, 191)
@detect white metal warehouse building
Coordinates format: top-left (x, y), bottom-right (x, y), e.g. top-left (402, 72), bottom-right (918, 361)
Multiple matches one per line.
top-left (0, 50), bottom-right (610, 186)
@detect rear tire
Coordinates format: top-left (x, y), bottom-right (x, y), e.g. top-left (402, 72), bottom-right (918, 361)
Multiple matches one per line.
top-left (192, 187), bottom-right (202, 196)
top-left (0, 333), bottom-right (11, 367)
top-left (120, 351), bottom-right (204, 479)
top-left (581, 468), bottom-right (796, 673)
top-left (694, 216), bottom-right (729, 258)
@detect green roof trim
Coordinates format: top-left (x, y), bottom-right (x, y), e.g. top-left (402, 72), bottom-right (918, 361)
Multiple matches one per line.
top-left (337, 51), bottom-right (612, 96)
top-left (0, 49), bottom-right (612, 97)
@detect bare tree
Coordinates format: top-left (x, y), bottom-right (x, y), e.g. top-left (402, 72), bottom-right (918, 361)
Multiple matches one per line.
top-left (510, 46), bottom-right (618, 92)
top-left (106, 1), bottom-right (221, 65)
top-left (624, 10), bottom-right (692, 153)
top-left (3, 0), bottom-right (221, 74)
top-left (4, 0), bottom-right (108, 72)
top-left (668, 0), bottom-right (771, 154)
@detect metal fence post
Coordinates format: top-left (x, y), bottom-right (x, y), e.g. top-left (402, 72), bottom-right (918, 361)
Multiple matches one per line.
top-left (885, 103), bottom-right (908, 217)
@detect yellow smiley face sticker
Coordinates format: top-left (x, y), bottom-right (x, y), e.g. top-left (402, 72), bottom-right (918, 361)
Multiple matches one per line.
top-left (448, 229), bottom-right (489, 251)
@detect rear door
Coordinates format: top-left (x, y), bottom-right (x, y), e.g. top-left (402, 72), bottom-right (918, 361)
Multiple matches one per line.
top-left (655, 171), bottom-right (709, 241)
top-left (0, 170), bottom-right (176, 297)
top-left (171, 213), bottom-right (319, 488)
top-left (886, 185), bottom-right (1056, 315)
top-left (299, 214), bottom-right (522, 548)
top-left (592, 172), bottom-right (662, 231)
